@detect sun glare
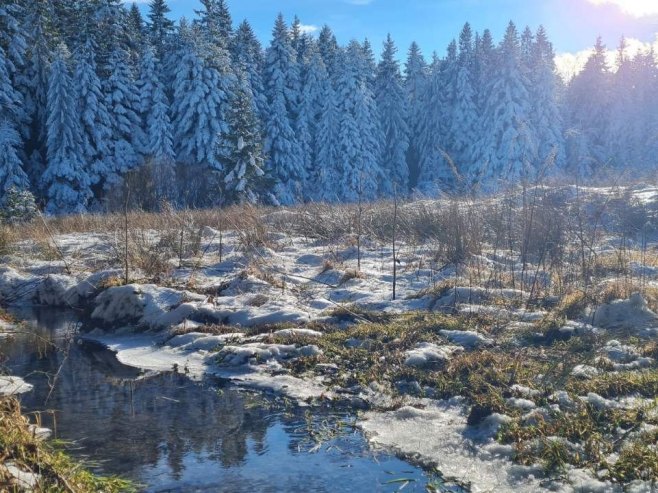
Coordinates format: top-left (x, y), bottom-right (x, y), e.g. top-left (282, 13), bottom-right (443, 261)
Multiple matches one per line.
top-left (588, 0), bottom-right (658, 17)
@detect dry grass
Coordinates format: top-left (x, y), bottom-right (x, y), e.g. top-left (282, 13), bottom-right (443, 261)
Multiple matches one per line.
top-left (0, 396), bottom-right (134, 492)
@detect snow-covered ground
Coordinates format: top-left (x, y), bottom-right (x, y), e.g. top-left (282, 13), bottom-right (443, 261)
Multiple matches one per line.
top-left (2, 187), bottom-right (658, 492)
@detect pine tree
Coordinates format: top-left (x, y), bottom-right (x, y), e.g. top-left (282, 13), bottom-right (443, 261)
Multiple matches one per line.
top-left (43, 44), bottom-right (91, 214)
top-left (263, 14), bottom-right (304, 204)
top-left (376, 34), bottom-right (409, 195)
top-left (220, 75), bottom-right (271, 205)
top-left (74, 41), bottom-right (112, 191)
top-left (476, 22), bottom-right (537, 190)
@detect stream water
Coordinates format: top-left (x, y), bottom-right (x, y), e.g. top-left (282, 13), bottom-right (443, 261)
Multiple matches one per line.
top-left (2, 307), bottom-right (443, 492)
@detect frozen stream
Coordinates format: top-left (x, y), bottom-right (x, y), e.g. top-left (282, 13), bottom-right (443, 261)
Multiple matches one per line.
top-left (2, 307), bottom-right (447, 492)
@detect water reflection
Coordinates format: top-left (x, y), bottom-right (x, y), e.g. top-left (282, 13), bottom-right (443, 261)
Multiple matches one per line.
top-left (3, 307), bottom-right (435, 492)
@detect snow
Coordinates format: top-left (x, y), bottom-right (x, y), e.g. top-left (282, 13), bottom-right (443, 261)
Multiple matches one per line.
top-left (592, 293), bottom-right (658, 333)
top-left (91, 284), bottom-right (207, 329)
top-left (571, 364), bottom-right (601, 379)
top-left (404, 342), bottom-right (462, 368)
top-left (217, 343), bottom-right (322, 366)
top-left (439, 329), bottom-right (494, 348)
top-left (0, 376), bottom-right (33, 396)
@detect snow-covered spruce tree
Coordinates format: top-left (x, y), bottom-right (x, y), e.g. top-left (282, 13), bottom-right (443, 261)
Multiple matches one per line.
top-left (473, 29), bottom-right (496, 112)
top-left (631, 49), bottom-right (658, 172)
top-left (527, 26), bottom-right (565, 176)
top-left (416, 43), bottom-right (457, 195)
top-left (297, 46), bottom-right (329, 200)
top-left (0, 1), bottom-right (28, 135)
top-left (263, 14), bottom-right (304, 204)
top-left (450, 23), bottom-right (480, 189)
top-left (605, 37), bottom-right (636, 170)
top-left (136, 45), bottom-right (176, 203)
top-left (74, 40), bottom-right (112, 194)
top-left (21, 7), bottom-right (52, 190)
top-left (195, 0), bottom-right (233, 49)
top-left (476, 22), bottom-right (537, 191)
top-left (43, 44), bottom-right (91, 214)
top-left (233, 20), bottom-right (267, 119)
top-left (314, 76), bottom-right (340, 203)
top-left (317, 25), bottom-right (339, 79)
top-left (404, 42), bottom-right (428, 189)
top-left (147, 0), bottom-right (175, 59)
top-left (334, 41), bottom-right (383, 202)
top-left (0, 14), bottom-right (30, 196)
top-left (219, 73), bottom-right (272, 205)
top-left (0, 121), bottom-right (29, 196)
top-left (103, 45), bottom-right (143, 188)
top-left (0, 187), bottom-right (38, 224)
top-left (375, 34), bottom-right (409, 196)
top-left (170, 27), bottom-right (234, 206)
top-left (565, 37), bottom-right (611, 176)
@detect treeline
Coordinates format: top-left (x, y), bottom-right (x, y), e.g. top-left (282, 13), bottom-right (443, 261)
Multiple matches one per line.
top-left (0, 0), bottom-right (656, 214)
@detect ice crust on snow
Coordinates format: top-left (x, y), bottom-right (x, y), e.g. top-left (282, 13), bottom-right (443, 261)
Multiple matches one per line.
top-left (359, 400), bottom-right (546, 492)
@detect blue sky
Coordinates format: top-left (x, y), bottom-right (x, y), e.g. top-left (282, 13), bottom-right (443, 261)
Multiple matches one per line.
top-left (131, 0), bottom-right (658, 61)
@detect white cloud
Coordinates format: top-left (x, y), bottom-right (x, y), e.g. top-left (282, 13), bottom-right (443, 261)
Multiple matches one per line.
top-left (555, 35), bottom-right (658, 81)
top-left (299, 24), bottom-right (319, 35)
top-left (586, 0), bottom-right (658, 17)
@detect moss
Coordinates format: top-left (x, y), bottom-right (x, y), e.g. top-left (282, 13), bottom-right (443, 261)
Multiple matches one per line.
top-left (0, 396), bottom-right (135, 492)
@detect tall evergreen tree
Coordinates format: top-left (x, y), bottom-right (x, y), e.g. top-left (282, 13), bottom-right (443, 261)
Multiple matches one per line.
top-left (220, 74), bottom-right (271, 205)
top-left (566, 37), bottom-right (611, 175)
top-left (297, 47), bottom-right (329, 197)
top-left (43, 44), bottom-right (91, 213)
top-left (0, 45), bottom-right (29, 195)
top-left (74, 41), bottom-right (112, 191)
top-left (451, 23), bottom-right (480, 187)
top-left (233, 20), bottom-right (267, 120)
top-left (263, 14), bottom-right (304, 204)
top-left (476, 22), bottom-right (537, 190)
top-left (148, 0), bottom-right (174, 58)
top-left (404, 42), bottom-right (427, 189)
top-left (334, 41), bottom-right (383, 201)
top-left (103, 45), bottom-right (143, 187)
top-left (375, 34), bottom-right (409, 195)
top-left (195, 0), bottom-right (233, 49)
top-left (528, 26), bottom-right (565, 175)
top-left (317, 25), bottom-right (339, 78)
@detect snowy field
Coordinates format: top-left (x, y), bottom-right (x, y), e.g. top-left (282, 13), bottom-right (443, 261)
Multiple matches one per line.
top-left (2, 185), bottom-right (658, 492)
